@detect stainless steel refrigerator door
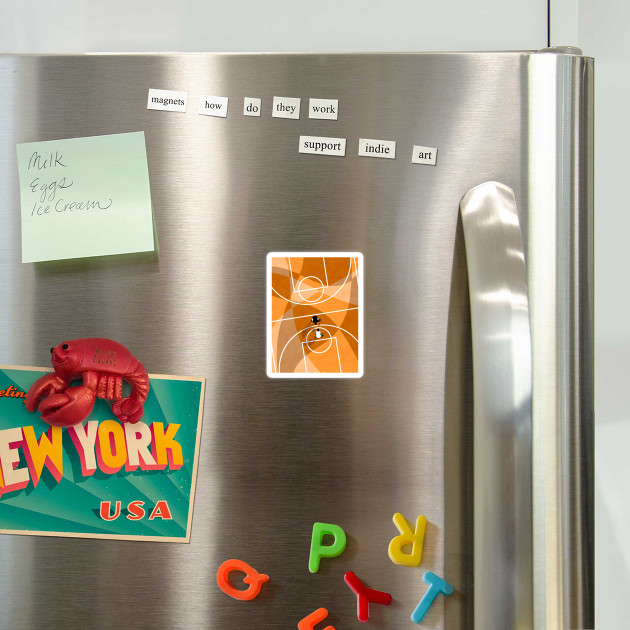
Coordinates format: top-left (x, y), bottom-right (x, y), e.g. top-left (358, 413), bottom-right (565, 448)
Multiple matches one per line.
top-left (0, 52), bottom-right (593, 629)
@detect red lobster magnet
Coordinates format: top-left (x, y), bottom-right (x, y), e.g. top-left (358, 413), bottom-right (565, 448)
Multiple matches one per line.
top-left (26, 338), bottom-right (149, 428)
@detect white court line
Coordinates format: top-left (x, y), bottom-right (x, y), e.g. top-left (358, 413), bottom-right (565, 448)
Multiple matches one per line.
top-left (278, 324), bottom-right (358, 372)
top-left (304, 328), bottom-right (333, 353)
top-left (301, 337), bottom-right (341, 373)
top-left (271, 258), bottom-right (352, 307)
top-left (288, 257), bottom-right (327, 295)
top-left (287, 258), bottom-right (295, 294)
top-left (272, 307), bottom-right (358, 324)
top-left (335, 337), bottom-right (342, 373)
top-left (294, 285), bottom-right (326, 294)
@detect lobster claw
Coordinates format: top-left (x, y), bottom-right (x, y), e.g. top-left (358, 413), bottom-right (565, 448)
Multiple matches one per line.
top-left (112, 397), bottom-right (144, 424)
top-left (25, 372), bottom-right (67, 413)
top-left (37, 386), bottom-right (96, 428)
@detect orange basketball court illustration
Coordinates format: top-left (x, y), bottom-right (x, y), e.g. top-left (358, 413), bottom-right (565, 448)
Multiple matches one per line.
top-left (267, 252), bottom-right (363, 378)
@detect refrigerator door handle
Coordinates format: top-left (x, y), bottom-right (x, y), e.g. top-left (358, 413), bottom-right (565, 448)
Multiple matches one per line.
top-left (460, 182), bottom-right (533, 629)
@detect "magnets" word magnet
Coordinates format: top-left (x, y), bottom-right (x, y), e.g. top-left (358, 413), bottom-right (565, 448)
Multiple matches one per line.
top-left (344, 571), bottom-right (392, 622)
top-left (216, 558), bottom-right (269, 601)
top-left (308, 522), bottom-right (347, 573)
top-left (388, 512), bottom-right (427, 567)
top-left (410, 571), bottom-right (454, 623)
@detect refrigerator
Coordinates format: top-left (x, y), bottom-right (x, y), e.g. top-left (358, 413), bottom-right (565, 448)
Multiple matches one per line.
top-left (0, 50), bottom-right (593, 629)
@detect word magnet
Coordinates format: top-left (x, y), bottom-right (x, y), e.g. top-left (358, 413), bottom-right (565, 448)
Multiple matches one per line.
top-left (411, 145), bottom-right (438, 165)
top-left (198, 95), bottom-right (229, 118)
top-left (243, 97), bottom-right (261, 116)
top-left (147, 88), bottom-right (187, 112)
top-left (272, 96), bottom-right (300, 119)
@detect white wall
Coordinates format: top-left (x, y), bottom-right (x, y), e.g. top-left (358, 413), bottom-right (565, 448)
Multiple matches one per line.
top-left (16, 2), bottom-right (630, 629)
top-left (577, 3), bottom-right (629, 628)
top-left (0, 0), bottom-right (547, 53)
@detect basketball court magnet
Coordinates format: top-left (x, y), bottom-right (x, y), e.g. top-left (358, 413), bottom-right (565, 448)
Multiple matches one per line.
top-left (267, 252), bottom-right (363, 378)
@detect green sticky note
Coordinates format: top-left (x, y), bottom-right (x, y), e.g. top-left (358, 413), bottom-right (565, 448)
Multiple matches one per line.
top-left (17, 132), bottom-right (155, 263)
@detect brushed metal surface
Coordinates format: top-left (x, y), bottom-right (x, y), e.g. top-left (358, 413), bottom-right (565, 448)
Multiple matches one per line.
top-left (0, 53), bottom-right (592, 629)
top-left (527, 53), bottom-right (595, 629)
top-left (460, 182), bottom-right (533, 630)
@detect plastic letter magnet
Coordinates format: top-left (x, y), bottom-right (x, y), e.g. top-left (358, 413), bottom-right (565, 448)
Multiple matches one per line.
top-left (344, 571), bottom-right (392, 622)
top-left (388, 512), bottom-right (427, 567)
top-left (298, 607), bottom-right (335, 630)
top-left (308, 522), bottom-right (347, 573)
top-left (411, 571), bottom-right (454, 623)
top-left (216, 559), bottom-right (269, 601)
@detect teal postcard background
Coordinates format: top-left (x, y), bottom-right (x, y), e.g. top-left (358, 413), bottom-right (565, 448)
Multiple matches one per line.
top-left (0, 367), bottom-right (204, 542)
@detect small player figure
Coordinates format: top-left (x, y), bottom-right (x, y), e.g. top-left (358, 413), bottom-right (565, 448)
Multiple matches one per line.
top-left (315, 329), bottom-right (323, 339)
top-left (311, 315), bottom-right (321, 325)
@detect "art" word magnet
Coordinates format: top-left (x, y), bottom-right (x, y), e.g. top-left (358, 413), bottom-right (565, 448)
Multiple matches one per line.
top-left (344, 571), bottom-right (392, 622)
top-left (410, 571), bottom-right (454, 623)
top-left (297, 607), bottom-right (335, 630)
top-left (216, 558), bottom-right (269, 601)
top-left (308, 522), bottom-right (347, 573)
top-left (388, 512), bottom-right (427, 567)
